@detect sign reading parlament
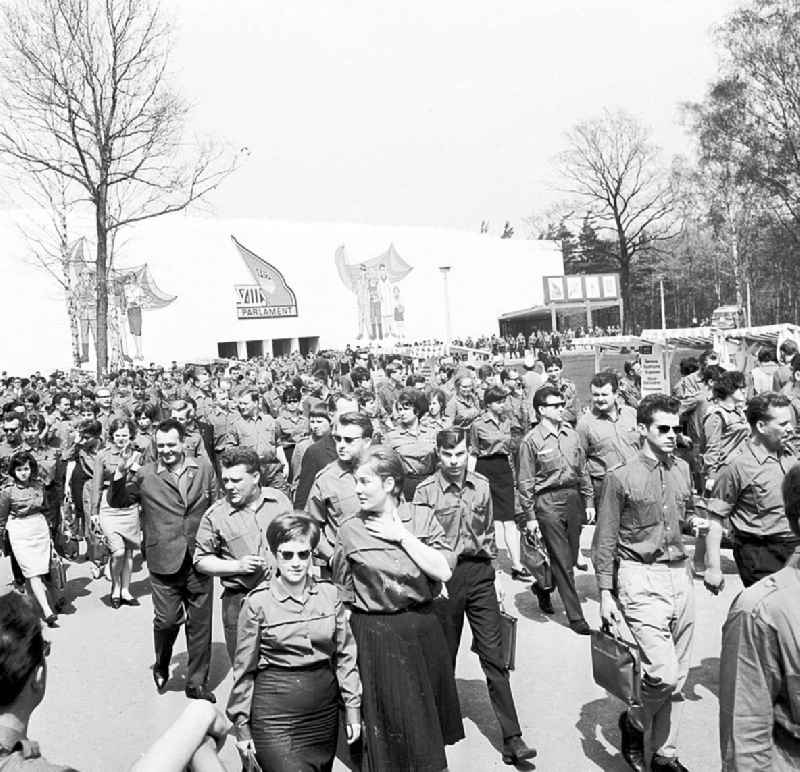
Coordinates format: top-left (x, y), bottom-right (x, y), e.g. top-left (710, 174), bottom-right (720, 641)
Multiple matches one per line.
top-left (231, 236), bottom-right (298, 319)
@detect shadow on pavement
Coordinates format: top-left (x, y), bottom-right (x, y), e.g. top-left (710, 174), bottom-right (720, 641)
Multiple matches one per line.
top-left (129, 576), bottom-right (153, 599)
top-left (59, 576), bottom-right (91, 614)
top-left (168, 642), bottom-right (230, 692)
top-left (684, 656), bottom-right (720, 702)
top-left (575, 696), bottom-right (632, 771)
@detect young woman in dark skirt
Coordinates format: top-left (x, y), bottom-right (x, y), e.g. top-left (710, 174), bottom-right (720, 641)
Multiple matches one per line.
top-left (333, 445), bottom-right (465, 772)
top-left (469, 385), bottom-right (530, 581)
top-left (228, 514), bottom-right (362, 772)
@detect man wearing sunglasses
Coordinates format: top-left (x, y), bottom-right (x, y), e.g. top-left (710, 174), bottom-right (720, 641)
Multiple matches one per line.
top-left (194, 448), bottom-right (292, 662)
top-left (518, 386), bottom-right (594, 634)
top-left (593, 394), bottom-right (699, 772)
top-left (305, 412), bottom-right (373, 568)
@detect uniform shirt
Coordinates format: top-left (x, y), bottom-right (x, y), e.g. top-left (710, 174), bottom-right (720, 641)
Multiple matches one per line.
top-left (576, 404), bottom-right (641, 481)
top-left (420, 413), bottom-right (449, 433)
top-left (193, 487), bottom-right (292, 592)
top-left (468, 411), bottom-right (511, 457)
top-left (89, 446), bottom-right (132, 514)
top-left (305, 461), bottom-right (361, 560)
top-left (16, 443), bottom-right (57, 488)
top-left (229, 414), bottom-right (277, 460)
top-left (376, 379), bottom-right (400, 416)
top-left (46, 414), bottom-right (77, 458)
top-left (506, 393), bottom-right (530, 433)
top-left (385, 424), bottom-right (437, 477)
top-left (207, 407), bottom-right (235, 454)
top-left (719, 548), bottom-right (800, 770)
top-left (332, 502), bottom-right (456, 613)
top-left (444, 394), bottom-right (481, 430)
top-left (227, 578), bottom-right (361, 735)
top-left (0, 482), bottom-right (47, 536)
top-left (673, 371), bottom-right (704, 417)
top-left (708, 440), bottom-right (799, 539)
top-left (0, 726), bottom-right (76, 771)
top-left (517, 421), bottom-right (593, 516)
top-left (701, 402), bottom-right (749, 475)
top-left (275, 410), bottom-right (309, 447)
top-left (412, 470), bottom-right (497, 560)
top-left (592, 452), bottom-right (694, 591)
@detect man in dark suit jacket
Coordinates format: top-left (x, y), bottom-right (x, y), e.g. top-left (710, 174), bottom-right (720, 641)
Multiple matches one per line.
top-left (111, 417), bottom-right (218, 701)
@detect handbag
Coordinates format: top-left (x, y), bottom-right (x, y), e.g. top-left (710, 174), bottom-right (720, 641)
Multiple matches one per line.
top-left (470, 603), bottom-right (518, 670)
top-left (590, 623), bottom-right (642, 706)
top-left (86, 516), bottom-right (109, 564)
top-left (47, 548), bottom-right (68, 608)
top-left (520, 530), bottom-right (553, 591)
top-left (54, 496), bottom-right (80, 560)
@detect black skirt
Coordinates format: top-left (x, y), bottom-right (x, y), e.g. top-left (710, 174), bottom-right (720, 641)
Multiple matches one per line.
top-left (350, 603), bottom-right (465, 772)
top-left (476, 454), bottom-right (515, 522)
top-left (250, 661), bottom-right (339, 772)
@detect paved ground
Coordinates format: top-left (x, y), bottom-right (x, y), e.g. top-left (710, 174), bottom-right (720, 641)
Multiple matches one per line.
top-left (3, 527), bottom-right (739, 772)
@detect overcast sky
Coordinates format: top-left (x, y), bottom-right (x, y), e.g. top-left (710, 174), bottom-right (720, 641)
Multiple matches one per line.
top-left (145, 1), bottom-right (737, 233)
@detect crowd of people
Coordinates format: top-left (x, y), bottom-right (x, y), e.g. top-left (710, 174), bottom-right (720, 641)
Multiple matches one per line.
top-left (1, 338), bottom-right (800, 770)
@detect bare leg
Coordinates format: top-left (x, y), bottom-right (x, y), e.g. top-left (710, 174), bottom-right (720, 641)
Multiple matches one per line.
top-left (110, 549), bottom-right (125, 598)
top-left (28, 576), bottom-right (54, 619)
top-left (120, 548), bottom-right (134, 599)
top-left (503, 522), bottom-right (523, 571)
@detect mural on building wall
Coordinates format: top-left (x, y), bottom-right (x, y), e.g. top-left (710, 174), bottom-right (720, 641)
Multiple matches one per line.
top-left (335, 243), bottom-right (413, 341)
top-left (231, 236), bottom-right (299, 319)
top-left (71, 238), bottom-right (176, 364)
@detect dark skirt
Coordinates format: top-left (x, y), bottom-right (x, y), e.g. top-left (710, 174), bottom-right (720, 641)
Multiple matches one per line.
top-left (251, 662), bottom-right (339, 772)
top-left (476, 454), bottom-right (515, 522)
top-left (350, 604), bottom-right (464, 772)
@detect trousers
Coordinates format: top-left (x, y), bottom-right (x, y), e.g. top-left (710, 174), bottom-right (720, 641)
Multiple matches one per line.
top-left (149, 551), bottom-right (213, 689)
top-left (221, 588), bottom-right (246, 663)
top-left (434, 558), bottom-right (522, 741)
top-left (618, 560), bottom-right (695, 759)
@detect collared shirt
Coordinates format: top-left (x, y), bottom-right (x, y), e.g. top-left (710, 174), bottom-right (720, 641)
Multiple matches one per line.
top-left (46, 413), bottom-right (77, 458)
top-left (229, 413), bottom-right (277, 460)
top-left (275, 410), bottom-right (309, 446)
top-left (0, 482), bottom-right (47, 533)
top-left (701, 402), bottom-right (749, 475)
top-left (468, 411), bottom-right (512, 458)
top-left (305, 461), bottom-right (361, 560)
top-left (385, 424), bottom-right (437, 476)
top-left (193, 487), bottom-right (292, 591)
top-left (376, 379), bottom-right (400, 416)
top-left (707, 440), bottom-right (799, 539)
top-left (419, 413), bottom-right (449, 433)
top-left (0, 725), bottom-right (75, 771)
top-left (412, 470), bottom-right (497, 560)
top-left (673, 371), bottom-right (704, 417)
top-left (444, 394), bottom-right (481, 430)
top-left (592, 451), bottom-right (694, 591)
top-left (155, 456), bottom-right (199, 504)
top-left (227, 578), bottom-right (361, 733)
top-left (506, 392), bottom-right (530, 433)
top-left (719, 547), bottom-right (800, 771)
top-left (576, 404), bottom-right (640, 480)
top-left (517, 421), bottom-right (593, 516)
top-left (208, 407), bottom-right (235, 453)
top-left (332, 502), bottom-right (456, 613)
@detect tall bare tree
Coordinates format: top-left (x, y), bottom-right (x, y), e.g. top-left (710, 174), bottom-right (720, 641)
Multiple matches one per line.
top-left (0, 0), bottom-right (238, 374)
top-left (556, 109), bottom-right (676, 331)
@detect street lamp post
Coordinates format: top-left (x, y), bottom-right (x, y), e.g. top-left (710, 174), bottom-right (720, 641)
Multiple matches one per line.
top-left (439, 266), bottom-right (452, 354)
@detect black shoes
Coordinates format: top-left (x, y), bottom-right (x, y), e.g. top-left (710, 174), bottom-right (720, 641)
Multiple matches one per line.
top-left (501, 735), bottom-right (537, 765)
top-left (532, 583), bottom-right (554, 614)
top-left (651, 755), bottom-right (689, 771)
top-left (120, 596), bottom-right (140, 606)
top-left (569, 618), bottom-right (592, 635)
top-left (618, 710), bottom-right (645, 771)
top-left (110, 597), bottom-right (122, 609)
top-left (185, 685), bottom-right (216, 703)
top-left (511, 567), bottom-right (532, 581)
top-left (44, 614), bottom-right (58, 628)
top-left (153, 667), bottom-right (169, 692)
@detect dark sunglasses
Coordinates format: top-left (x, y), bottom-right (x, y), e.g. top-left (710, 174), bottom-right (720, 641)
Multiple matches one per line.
top-left (278, 549), bottom-right (311, 561)
top-left (332, 434), bottom-right (361, 443)
top-left (542, 401), bottom-right (565, 408)
top-left (655, 424), bottom-right (681, 435)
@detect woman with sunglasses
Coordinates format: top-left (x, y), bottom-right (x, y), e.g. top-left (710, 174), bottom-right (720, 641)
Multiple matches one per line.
top-left (90, 417), bottom-right (143, 608)
top-left (228, 514), bottom-right (361, 772)
top-left (333, 445), bottom-right (464, 772)
top-left (0, 452), bottom-right (58, 626)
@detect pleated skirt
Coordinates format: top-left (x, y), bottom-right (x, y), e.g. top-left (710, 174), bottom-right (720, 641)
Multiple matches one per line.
top-left (250, 661), bottom-right (339, 772)
top-left (350, 603), bottom-right (465, 772)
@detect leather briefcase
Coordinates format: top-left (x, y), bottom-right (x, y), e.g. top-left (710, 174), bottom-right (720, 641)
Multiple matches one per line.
top-left (470, 604), bottom-right (518, 670)
top-left (520, 531), bottom-right (553, 590)
top-left (590, 624), bottom-right (641, 705)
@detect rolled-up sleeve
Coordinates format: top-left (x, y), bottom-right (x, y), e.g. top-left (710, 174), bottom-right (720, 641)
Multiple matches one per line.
top-left (720, 604), bottom-right (780, 770)
top-left (192, 511), bottom-right (220, 565)
top-left (333, 597), bottom-right (362, 709)
top-left (591, 470), bottom-right (624, 591)
top-left (416, 506), bottom-right (456, 570)
top-left (227, 597), bottom-right (262, 739)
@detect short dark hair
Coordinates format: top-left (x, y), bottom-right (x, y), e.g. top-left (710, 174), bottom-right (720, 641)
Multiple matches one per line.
top-left (337, 411), bottom-right (374, 439)
top-left (543, 356), bottom-right (563, 370)
top-left (282, 387), bottom-right (300, 404)
top-left (308, 405), bottom-right (331, 422)
top-left (0, 593), bottom-right (47, 707)
top-left (218, 447), bottom-right (261, 475)
top-left (108, 417), bottom-right (137, 439)
top-left (701, 364), bottom-right (724, 385)
top-left (782, 464), bottom-right (800, 536)
top-left (533, 385), bottom-right (563, 412)
top-left (8, 451), bottom-right (38, 482)
top-left (134, 403), bottom-right (159, 422)
top-left (758, 347), bottom-right (778, 364)
top-left (746, 392), bottom-right (790, 428)
top-left (156, 417), bottom-right (186, 440)
top-left (78, 419), bottom-right (103, 439)
top-left (52, 391), bottom-right (71, 406)
top-left (590, 371), bottom-right (619, 392)
top-left (80, 403), bottom-right (100, 416)
top-left (483, 385), bottom-right (507, 406)
top-left (699, 349), bottom-right (718, 367)
top-left (712, 370), bottom-right (745, 401)
top-left (354, 388), bottom-right (375, 408)
top-left (397, 388), bottom-right (428, 418)
top-left (679, 357), bottom-right (699, 377)
top-left (426, 388), bottom-right (447, 412)
top-left (21, 414), bottom-right (45, 433)
top-left (435, 428), bottom-right (467, 450)
top-left (266, 513), bottom-right (320, 554)
top-left (637, 394), bottom-right (679, 426)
